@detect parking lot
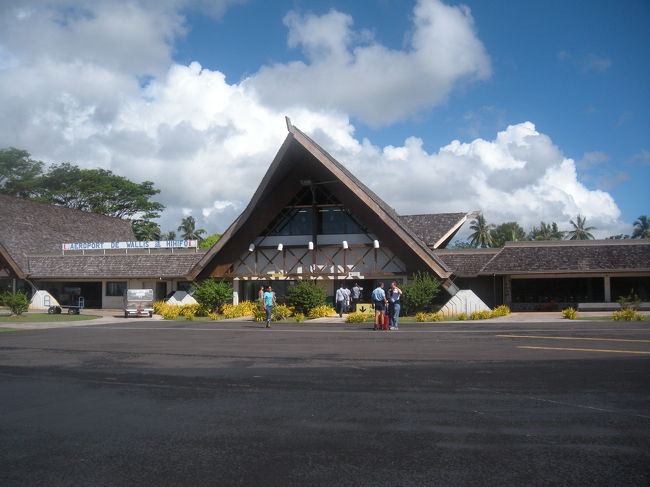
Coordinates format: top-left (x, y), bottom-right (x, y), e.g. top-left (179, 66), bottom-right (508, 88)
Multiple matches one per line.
top-left (1, 319), bottom-right (649, 486)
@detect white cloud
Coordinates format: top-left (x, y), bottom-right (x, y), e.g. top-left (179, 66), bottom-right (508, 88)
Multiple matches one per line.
top-left (244, 0), bottom-right (491, 126)
top-left (0, 0), bottom-right (625, 239)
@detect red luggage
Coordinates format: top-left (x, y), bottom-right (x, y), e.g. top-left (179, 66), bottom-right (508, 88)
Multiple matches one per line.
top-left (382, 313), bottom-right (390, 330)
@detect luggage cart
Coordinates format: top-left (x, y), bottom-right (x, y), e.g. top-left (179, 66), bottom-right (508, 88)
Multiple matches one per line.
top-left (47, 295), bottom-right (85, 315)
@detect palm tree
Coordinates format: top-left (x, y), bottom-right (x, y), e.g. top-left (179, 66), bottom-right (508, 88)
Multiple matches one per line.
top-left (468, 214), bottom-right (495, 248)
top-left (529, 221), bottom-right (565, 240)
top-left (632, 215), bottom-right (649, 239)
top-left (177, 216), bottom-right (206, 241)
top-left (162, 231), bottom-right (177, 240)
top-left (567, 214), bottom-right (596, 240)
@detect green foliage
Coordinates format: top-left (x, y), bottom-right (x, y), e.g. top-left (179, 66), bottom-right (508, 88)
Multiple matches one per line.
top-left (468, 214), bottom-right (495, 248)
top-left (132, 219), bottom-right (162, 241)
top-left (402, 272), bottom-right (441, 314)
top-left (285, 281), bottom-right (326, 314)
top-left (272, 304), bottom-right (293, 320)
top-left (561, 307), bottom-right (578, 319)
top-left (612, 308), bottom-right (643, 321)
top-left (567, 214), bottom-right (596, 240)
top-left (0, 291), bottom-right (30, 315)
top-left (529, 221), bottom-right (565, 241)
top-left (345, 312), bottom-right (368, 323)
top-left (617, 290), bottom-right (641, 311)
top-left (449, 240), bottom-right (477, 249)
top-left (0, 147), bottom-right (43, 195)
top-left (307, 305), bottom-right (336, 319)
top-left (490, 222), bottom-right (527, 247)
top-left (632, 215), bottom-right (649, 239)
top-left (491, 305), bottom-right (511, 317)
top-left (177, 216), bottom-right (206, 241)
top-left (199, 234), bottom-right (222, 249)
top-left (192, 280), bottom-right (233, 313)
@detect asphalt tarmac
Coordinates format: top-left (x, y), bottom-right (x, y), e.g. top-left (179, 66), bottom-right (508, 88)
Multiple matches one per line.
top-left (1, 319), bottom-right (649, 486)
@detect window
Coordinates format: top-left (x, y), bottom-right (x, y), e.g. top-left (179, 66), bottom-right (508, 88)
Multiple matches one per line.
top-left (106, 281), bottom-right (127, 296)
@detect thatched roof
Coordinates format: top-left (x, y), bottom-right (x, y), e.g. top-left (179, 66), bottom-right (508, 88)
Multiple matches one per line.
top-left (191, 120), bottom-right (455, 280)
top-left (435, 240), bottom-right (650, 277)
top-left (0, 194), bottom-right (134, 278)
top-left (400, 212), bottom-right (477, 249)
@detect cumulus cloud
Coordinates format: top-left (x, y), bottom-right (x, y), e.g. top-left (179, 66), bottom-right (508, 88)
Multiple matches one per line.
top-left (244, 0), bottom-right (491, 126)
top-left (0, 0), bottom-right (625, 239)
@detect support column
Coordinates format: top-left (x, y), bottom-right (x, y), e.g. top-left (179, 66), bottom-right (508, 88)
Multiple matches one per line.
top-left (604, 276), bottom-right (611, 302)
top-left (503, 276), bottom-right (512, 307)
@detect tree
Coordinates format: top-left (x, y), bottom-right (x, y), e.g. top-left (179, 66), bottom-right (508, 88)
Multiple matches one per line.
top-left (0, 147), bottom-right (43, 196)
top-left (490, 222), bottom-right (527, 247)
top-left (567, 214), bottom-right (596, 240)
top-left (162, 231), bottom-right (177, 240)
top-left (199, 234), bottom-right (222, 249)
top-left (449, 239), bottom-right (477, 249)
top-left (632, 215), bottom-right (649, 239)
top-left (192, 280), bottom-right (233, 313)
top-left (177, 216), bottom-right (207, 241)
top-left (285, 281), bottom-right (326, 314)
top-left (28, 163), bottom-right (164, 219)
top-left (0, 290), bottom-right (30, 316)
top-left (468, 214), bottom-right (495, 248)
top-left (528, 221), bottom-right (565, 241)
top-left (132, 220), bottom-right (162, 241)
top-left (402, 272), bottom-right (441, 314)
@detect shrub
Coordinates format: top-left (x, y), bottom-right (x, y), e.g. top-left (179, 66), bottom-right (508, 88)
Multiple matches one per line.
top-left (561, 307), bottom-right (578, 320)
top-left (491, 305), bottom-right (510, 317)
top-left (617, 290), bottom-right (641, 311)
top-left (307, 305), bottom-right (336, 319)
top-left (153, 300), bottom-right (166, 314)
top-left (346, 312), bottom-right (368, 323)
top-left (221, 301), bottom-right (258, 318)
top-left (430, 313), bottom-right (443, 322)
top-left (470, 310), bottom-right (492, 320)
top-left (208, 312), bottom-right (220, 320)
top-left (285, 281), bottom-right (326, 314)
top-left (179, 304), bottom-right (201, 317)
top-left (0, 290), bottom-right (30, 316)
top-left (272, 304), bottom-right (293, 320)
top-left (415, 312), bottom-right (428, 322)
top-left (456, 312), bottom-right (468, 321)
top-left (253, 308), bottom-right (266, 322)
top-left (293, 313), bottom-right (305, 322)
top-left (402, 272), bottom-right (441, 314)
top-left (612, 308), bottom-right (643, 321)
top-left (192, 279), bottom-right (233, 313)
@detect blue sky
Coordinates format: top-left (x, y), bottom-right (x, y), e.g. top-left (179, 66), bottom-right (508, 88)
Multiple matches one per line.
top-left (0, 0), bottom-right (648, 237)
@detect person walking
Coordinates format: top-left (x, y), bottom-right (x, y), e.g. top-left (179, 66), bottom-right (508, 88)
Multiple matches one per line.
top-left (336, 283), bottom-right (347, 318)
top-left (263, 285), bottom-right (276, 328)
top-left (371, 282), bottom-right (387, 330)
top-left (351, 282), bottom-right (363, 311)
top-left (258, 285), bottom-right (265, 309)
top-left (388, 281), bottom-right (403, 330)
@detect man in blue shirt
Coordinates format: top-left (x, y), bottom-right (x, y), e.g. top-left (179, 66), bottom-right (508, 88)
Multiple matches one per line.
top-left (371, 282), bottom-right (387, 330)
top-left (263, 286), bottom-right (276, 328)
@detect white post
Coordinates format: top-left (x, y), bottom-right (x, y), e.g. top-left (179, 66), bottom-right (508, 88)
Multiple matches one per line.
top-left (604, 276), bottom-right (611, 302)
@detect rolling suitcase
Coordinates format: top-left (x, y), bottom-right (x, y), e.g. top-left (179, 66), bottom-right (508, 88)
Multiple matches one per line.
top-left (383, 312), bottom-right (390, 330)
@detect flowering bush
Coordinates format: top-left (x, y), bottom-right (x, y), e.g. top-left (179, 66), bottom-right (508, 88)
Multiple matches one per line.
top-left (293, 313), bottom-right (305, 322)
top-left (561, 307), bottom-right (578, 320)
top-left (307, 305), bottom-right (337, 319)
top-left (221, 301), bottom-right (258, 318)
top-left (346, 312), bottom-right (368, 323)
top-left (612, 308), bottom-right (643, 321)
top-left (272, 304), bottom-right (293, 320)
top-left (430, 313), bottom-right (443, 322)
top-left (470, 310), bottom-right (492, 320)
top-left (456, 312), bottom-right (468, 321)
top-left (491, 305), bottom-right (511, 317)
top-left (415, 312), bottom-right (428, 322)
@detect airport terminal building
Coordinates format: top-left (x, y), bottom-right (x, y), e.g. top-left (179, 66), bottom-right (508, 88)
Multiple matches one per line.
top-left (1, 122), bottom-right (648, 310)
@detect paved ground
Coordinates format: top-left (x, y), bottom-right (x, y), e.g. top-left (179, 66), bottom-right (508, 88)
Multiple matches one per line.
top-left (1, 318), bottom-right (649, 486)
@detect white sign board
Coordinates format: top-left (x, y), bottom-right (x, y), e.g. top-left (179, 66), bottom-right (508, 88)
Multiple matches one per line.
top-left (62, 240), bottom-right (198, 250)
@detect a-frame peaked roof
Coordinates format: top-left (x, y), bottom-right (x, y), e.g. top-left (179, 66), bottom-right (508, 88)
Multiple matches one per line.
top-left (190, 120), bottom-right (452, 280)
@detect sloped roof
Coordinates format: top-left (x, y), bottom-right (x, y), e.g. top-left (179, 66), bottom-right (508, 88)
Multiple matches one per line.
top-left (435, 239), bottom-right (650, 277)
top-left (191, 120), bottom-right (453, 280)
top-left (480, 240), bottom-right (650, 275)
top-left (433, 248), bottom-right (501, 277)
top-left (0, 194), bottom-right (134, 277)
top-left (400, 212), bottom-right (477, 249)
top-left (26, 251), bottom-right (205, 279)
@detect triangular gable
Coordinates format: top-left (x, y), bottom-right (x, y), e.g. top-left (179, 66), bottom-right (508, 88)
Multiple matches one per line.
top-left (0, 241), bottom-right (25, 279)
top-left (190, 120), bottom-right (452, 280)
